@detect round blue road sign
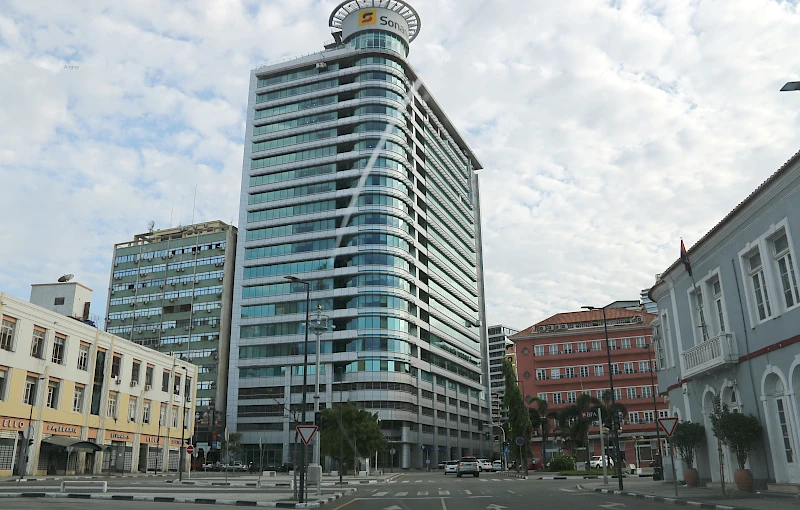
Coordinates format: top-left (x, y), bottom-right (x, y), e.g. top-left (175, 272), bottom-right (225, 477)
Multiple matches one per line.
top-left (515, 436), bottom-right (524, 446)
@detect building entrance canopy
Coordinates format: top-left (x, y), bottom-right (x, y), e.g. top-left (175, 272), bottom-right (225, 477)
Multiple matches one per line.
top-left (42, 436), bottom-right (103, 452)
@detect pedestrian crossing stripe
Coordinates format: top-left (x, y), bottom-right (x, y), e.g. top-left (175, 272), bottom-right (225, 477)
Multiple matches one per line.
top-left (396, 492), bottom-right (408, 497)
top-left (439, 490), bottom-right (450, 495)
top-left (373, 492), bottom-right (388, 497)
top-left (418, 491), bottom-right (428, 496)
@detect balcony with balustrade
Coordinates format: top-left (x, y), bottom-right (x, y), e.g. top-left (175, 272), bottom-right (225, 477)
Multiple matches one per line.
top-left (681, 332), bottom-right (738, 378)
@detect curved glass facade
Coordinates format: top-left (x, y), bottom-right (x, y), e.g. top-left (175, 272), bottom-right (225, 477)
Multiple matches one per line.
top-left (233, 35), bottom-right (486, 470)
top-left (347, 31), bottom-right (409, 57)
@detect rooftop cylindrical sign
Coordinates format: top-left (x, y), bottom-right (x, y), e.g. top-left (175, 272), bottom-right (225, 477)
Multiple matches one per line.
top-left (329, 0), bottom-right (421, 43)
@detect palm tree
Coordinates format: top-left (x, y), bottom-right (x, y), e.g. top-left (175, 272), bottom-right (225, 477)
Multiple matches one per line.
top-left (525, 396), bottom-right (557, 465)
top-left (558, 393), bottom-right (602, 471)
top-left (597, 390), bottom-right (628, 435)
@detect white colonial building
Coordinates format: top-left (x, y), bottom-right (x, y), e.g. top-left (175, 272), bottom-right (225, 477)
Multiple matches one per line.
top-left (649, 150), bottom-right (800, 488)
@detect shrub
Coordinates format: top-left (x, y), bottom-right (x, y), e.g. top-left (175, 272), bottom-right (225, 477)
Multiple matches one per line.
top-left (548, 454), bottom-right (575, 471)
top-left (672, 422), bottom-right (706, 468)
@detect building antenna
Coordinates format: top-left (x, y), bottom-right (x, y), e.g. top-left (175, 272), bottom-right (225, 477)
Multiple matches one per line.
top-left (170, 204), bottom-right (174, 228)
top-left (191, 184), bottom-right (198, 225)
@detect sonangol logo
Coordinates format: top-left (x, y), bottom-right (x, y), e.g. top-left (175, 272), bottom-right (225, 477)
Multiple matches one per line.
top-left (358, 10), bottom-right (376, 26)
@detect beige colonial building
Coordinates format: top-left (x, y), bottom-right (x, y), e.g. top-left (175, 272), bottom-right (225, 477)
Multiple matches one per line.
top-left (0, 286), bottom-right (196, 476)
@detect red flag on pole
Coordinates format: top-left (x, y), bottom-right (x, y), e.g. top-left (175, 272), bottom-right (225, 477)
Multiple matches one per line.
top-left (680, 239), bottom-right (692, 276)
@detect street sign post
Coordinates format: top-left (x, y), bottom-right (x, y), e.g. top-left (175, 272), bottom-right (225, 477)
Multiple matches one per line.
top-left (297, 425), bottom-right (318, 445)
top-left (658, 418), bottom-right (680, 497)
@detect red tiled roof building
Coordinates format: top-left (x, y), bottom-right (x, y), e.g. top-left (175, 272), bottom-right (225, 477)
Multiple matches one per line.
top-left (510, 305), bottom-right (668, 468)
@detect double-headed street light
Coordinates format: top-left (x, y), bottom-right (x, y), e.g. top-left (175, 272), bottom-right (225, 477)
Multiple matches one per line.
top-left (285, 275), bottom-right (311, 504)
top-left (582, 304), bottom-right (624, 490)
top-left (780, 82), bottom-right (800, 91)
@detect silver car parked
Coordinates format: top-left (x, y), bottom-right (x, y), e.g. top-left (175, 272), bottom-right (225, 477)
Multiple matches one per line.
top-left (456, 456), bottom-right (480, 477)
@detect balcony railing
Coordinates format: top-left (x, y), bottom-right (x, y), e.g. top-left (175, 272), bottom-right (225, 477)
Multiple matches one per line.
top-left (682, 332), bottom-right (738, 378)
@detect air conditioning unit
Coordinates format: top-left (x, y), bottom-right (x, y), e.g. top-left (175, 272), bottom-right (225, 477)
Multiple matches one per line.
top-left (111, 290), bottom-right (115, 295)
top-left (182, 282), bottom-right (188, 286)
top-left (129, 302), bottom-right (135, 307)
top-left (121, 317), bottom-right (127, 322)
top-left (538, 326), bottom-right (546, 332)
top-left (168, 254), bottom-right (174, 258)
top-left (177, 341), bottom-right (183, 346)
top-left (218, 277), bottom-right (223, 281)
top-left (114, 276), bottom-right (122, 280)
top-left (184, 326), bottom-right (190, 331)
top-left (140, 272), bottom-right (147, 277)
top-left (159, 284), bottom-right (165, 289)
top-left (212, 323), bottom-right (219, 328)
top-left (171, 282), bottom-right (177, 286)
top-left (145, 384), bottom-right (152, 391)
top-left (206, 309), bottom-right (213, 313)
top-left (114, 378), bottom-right (122, 385)
top-left (546, 325), bottom-right (554, 331)
top-left (170, 298), bottom-right (176, 302)
top-left (130, 380), bottom-right (138, 387)
top-left (161, 256), bottom-right (167, 260)
top-left (214, 262), bottom-right (222, 267)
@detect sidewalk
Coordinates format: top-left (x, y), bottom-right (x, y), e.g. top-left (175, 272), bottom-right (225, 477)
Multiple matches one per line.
top-left (581, 478), bottom-right (800, 510)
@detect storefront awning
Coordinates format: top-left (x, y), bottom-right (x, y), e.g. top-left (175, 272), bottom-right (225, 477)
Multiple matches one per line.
top-left (42, 436), bottom-right (103, 452)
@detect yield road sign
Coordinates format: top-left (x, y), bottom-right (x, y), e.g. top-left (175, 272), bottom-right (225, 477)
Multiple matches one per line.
top-left (186, 444), bottom-right (195, 455)
top-left (297, 425), bottom-right (318, 445)
top-left (658, 417), bottom-right (679, 437)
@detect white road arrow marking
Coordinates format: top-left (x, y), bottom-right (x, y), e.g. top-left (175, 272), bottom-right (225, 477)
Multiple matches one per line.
top-left (486, 505), bottom-right (508, 510)
top-left (464, 490), bottom-right (472, 495)
top-left (600, 503), bottom-right (626, 509)
top-left (383, 506), bottom-right (402, 510)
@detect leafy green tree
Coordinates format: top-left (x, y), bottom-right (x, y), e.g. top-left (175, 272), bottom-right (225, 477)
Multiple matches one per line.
top-left (502, 360), bottom-right (533, 474)
top-left (221, 432), bottom-right (243, 462)
top-left (525, 395), bottom-right (556, 464)
top-left (319, 401), bottom-right (386, 473)
top-left (558, 393), bottom-right (602, 470)
top-left (672, 422), bottom-right (706, 468)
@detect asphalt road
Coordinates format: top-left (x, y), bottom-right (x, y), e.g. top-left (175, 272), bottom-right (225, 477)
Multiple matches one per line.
top-left (326, 472), bottom-right (677, 510)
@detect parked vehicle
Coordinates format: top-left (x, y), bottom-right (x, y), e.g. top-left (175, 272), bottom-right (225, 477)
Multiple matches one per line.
top-left (456, 457), bottom-right (480, 478)
top-left (437, 461), bottom-right (446, 470)
top-left (492, 460), bottom-right (503, 472)
top-left (528, 458), bottom-right (544, 470)
top-left (477, 459), bottom-right (493, 471)
top-left (229, 461), bottom-right (247, 472)
top-left (444, 460), bottom-right (458, 475)
top-left (589, 455), bottom-right (615, 469)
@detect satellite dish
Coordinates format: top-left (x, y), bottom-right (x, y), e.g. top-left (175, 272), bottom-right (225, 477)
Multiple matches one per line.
top-left (58, 274), bottom-right (74, 283)
top-left (148, 220), bottom-right (155, 233)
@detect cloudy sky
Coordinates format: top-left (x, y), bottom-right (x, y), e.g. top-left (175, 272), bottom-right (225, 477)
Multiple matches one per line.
top-left (1, 0), bottom-right (799, 330)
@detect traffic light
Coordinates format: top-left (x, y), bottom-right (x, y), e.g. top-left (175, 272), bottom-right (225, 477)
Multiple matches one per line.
top-left (315, 412), bottom-right (325, 427)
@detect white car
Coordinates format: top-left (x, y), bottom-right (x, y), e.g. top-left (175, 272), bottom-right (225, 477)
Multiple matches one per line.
top-left (444, 461), bottom-right (458, 474)
top-left (589, 455), bottom-right (614, 469)
top-left (477, 459), bottom-right (493, 471)
top-left (492, 460), bottom-right (503, 472)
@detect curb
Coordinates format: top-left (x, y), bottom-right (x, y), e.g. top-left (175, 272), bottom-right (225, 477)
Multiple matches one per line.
top-left (7, 474), bottom-right (172, 482)
top-left (592, 487), bottom-right (750, 510)
top-left (0, 488), bottom-right (357, 507)
top-left (499, 472), bottom-right (528, 480)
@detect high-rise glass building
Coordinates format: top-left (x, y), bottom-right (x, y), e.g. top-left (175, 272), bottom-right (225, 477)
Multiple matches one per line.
top-left (228, 0), bottom-right (489, 469)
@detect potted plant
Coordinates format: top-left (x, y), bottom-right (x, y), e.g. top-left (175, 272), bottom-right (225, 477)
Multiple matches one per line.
top-left (671, 422), bottom-right (706, 487)
top-left (717, 412), bottom-right (762, 492)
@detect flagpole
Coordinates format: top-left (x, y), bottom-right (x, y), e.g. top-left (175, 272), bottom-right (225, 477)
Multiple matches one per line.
top-left (681, 239), bottom-right (711, 343)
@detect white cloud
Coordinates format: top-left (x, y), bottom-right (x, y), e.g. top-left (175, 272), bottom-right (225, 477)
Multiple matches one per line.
top-left (0, 0), bottom-right (799, 332)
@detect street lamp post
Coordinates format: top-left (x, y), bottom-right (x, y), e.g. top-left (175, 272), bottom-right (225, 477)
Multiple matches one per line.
top-left (179, 365), bottom-right (189, 482)
top-left (285, 276), bottom-right (311, 504)
top-left (307, 305), bottom-right (330, 496)
top-left (646, 342), bottom-right (663, 460)
top-left (582, 305), bottom-right (624, 490)
top-left (492, 424), bottom-right (507, 470)
top-left (780, 81), bottom-right (800, 91)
